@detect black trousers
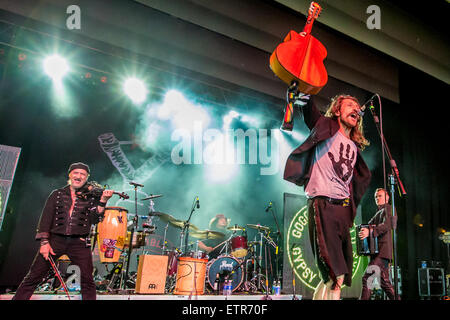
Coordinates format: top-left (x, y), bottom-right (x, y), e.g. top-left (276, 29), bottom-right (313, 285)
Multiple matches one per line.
top-left (308, 198), bottom-right (353, 288)
top-left (12, 234), bottom-right (96, 300)
top-left (360, 256), bottom-right (396, 300)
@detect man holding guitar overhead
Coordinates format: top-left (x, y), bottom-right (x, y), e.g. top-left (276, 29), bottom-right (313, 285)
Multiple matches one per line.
top-left (284, 94), bottom-right (371, 300)
top-left (271, 1), bottom-right (371, 300)
top-left (13, 162), bottom-right (115, 300)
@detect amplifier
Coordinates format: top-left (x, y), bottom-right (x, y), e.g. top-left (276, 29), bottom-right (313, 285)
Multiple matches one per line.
top-left (418, 268), bottom-right (445, 296)
top-left (135, 255), bottom-right (168, 294)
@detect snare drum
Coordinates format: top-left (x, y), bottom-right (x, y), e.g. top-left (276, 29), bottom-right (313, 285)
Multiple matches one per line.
top-left (166, 250), bottom-right (180, 276)
top-left (231, 235), bottom-right (248, 258)
top-left (97, 207), bottom-right (128, 263)
top-left (189, 251), bottom-right (208, 260)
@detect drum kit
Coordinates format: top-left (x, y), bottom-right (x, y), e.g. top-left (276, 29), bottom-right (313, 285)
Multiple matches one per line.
top-left (92, 195), bottom-right (279, 295)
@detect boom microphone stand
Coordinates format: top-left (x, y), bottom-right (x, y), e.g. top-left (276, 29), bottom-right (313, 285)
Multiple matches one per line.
top-left (366, 95), bottom-right (406, 300)
top-left (266, 201), bottom-right (282, 283)
top-left (183, 196), bottom-right (200, 256)
top-left (122, 181), bottom-right (144, 290)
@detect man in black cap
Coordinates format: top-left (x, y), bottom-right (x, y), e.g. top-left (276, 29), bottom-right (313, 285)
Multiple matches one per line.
top-left (12, 162), bottom-right (114, 300)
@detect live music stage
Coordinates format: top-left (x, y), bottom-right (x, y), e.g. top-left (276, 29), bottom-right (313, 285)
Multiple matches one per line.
top-left (0, 0), bottom-right (449, 302)
top-left (0, 292), bottom-right (296, 300)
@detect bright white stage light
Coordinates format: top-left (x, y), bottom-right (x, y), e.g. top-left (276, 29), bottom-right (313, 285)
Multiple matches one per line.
top-left (123, 78), bottom-right (147, 103)
top-left (43, 55), bottom-right (69, 80)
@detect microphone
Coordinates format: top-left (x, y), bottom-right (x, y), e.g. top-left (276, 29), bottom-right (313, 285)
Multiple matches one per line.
top-left (196, 197), bottom-right (200, 209)
top-left (357, 94), bottom-right (378, 118)
top-left (129, 181), bottom-right (144, 188)
top-left (265, 201), bottom-right (273, 212)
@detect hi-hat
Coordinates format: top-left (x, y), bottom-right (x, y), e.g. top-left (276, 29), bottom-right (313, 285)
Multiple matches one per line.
top-left (227, 225), bottom-right (245, 231)
top-left (246, 224), bottom-right (270, 232)
top-left (141, 194), bottom-right (163, 200)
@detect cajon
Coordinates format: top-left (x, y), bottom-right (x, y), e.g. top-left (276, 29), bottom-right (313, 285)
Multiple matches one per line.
top-left (135, 255), bottom-right (168, 294)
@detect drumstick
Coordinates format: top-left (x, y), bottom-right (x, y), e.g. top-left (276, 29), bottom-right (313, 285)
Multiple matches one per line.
top-left (48, 256), bottom-right (71, 300)
top-left (210, 240), bottom-right (227, 252)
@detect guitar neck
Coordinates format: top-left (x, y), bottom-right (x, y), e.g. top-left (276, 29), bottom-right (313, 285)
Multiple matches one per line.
top-left (301, 2), bottom-right (321, 35)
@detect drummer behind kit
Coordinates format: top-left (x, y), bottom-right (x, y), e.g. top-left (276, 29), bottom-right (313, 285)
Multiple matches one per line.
top-left (86, 189), bottom-right (280, 296)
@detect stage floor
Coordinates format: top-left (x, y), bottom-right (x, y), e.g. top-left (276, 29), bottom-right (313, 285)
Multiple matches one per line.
top-left (0, 292), bottom-right (300, 300)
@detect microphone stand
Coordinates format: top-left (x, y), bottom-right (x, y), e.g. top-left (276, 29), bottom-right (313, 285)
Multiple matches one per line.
top-left (291, 244), bottom-right (299, 300)
top-left (266, 202), bottom-right (282, 283)
top-left (122, 182), bottom-right (142, 290)
top-left (183, 197), bottom-right (199, 256)
top-left (367, 96), bottom-right (406, 300)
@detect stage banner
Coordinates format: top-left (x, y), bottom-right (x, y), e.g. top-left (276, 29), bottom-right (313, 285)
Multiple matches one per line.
top-left (282, 192), bottom-right (367, 299)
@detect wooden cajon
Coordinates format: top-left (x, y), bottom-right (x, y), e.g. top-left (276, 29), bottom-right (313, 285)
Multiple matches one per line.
top-left (135, 255), bottom-right (168, 294)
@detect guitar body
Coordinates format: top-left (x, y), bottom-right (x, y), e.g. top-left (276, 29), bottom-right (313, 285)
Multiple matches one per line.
top-left (270, 30), bottom-right (328, 95)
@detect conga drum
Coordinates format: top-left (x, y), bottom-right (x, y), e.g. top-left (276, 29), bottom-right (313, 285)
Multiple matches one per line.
top-left (97, 207), bottom-right (128, 263)
top-left (173, 257), bottom-right (208, 295)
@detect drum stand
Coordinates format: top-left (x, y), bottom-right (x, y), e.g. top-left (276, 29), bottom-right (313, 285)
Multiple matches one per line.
top-left (239, 231), bottom-right (270, 294)
top-left (251, 228), bottom-right (276, 293)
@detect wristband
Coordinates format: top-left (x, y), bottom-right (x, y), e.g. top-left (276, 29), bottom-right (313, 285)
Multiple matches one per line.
top-left (40, 239), bottom-right (49, 246)
top-left (98, 201), bottom-right (107, 207)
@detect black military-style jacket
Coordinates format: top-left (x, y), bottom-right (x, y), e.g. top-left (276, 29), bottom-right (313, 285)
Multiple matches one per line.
top-left (35, 185), bottom-right (102, 240)
top-left (368, 204), bottom-right (394, 261)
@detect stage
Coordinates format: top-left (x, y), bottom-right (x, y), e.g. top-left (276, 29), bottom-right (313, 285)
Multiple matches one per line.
top-left (0, 292), bottom-right (298, 300)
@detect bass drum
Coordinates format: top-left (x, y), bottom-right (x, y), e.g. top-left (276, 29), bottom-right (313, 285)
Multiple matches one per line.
top-left (206, 255), bottom-right (243, 293)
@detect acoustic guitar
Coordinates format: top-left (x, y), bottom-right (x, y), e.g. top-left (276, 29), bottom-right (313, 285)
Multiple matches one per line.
top-left (269, 2), bottom-right (327, 95)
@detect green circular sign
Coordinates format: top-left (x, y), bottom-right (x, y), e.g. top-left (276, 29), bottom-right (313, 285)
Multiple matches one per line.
top-left (287, 205), bottom-right (363, 290)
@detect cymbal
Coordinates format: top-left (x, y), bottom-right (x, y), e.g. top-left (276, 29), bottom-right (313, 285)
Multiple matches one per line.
top-left (170, 220), bottom-right (199, 231)
top-left (190, 229), bottom-right (225, 240)
top-left (141, 194), bottom-right (163, 200)
top-left (150, 212), bottom-right (198, 230)
top-left (147, 212), bottom-right (176, 222)
top-left (227, 225), bottom-right (245, 231)
top-left (246, 224), bottom-right (270, 232)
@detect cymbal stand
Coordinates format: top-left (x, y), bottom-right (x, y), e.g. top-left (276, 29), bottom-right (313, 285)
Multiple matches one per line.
top-left (250, 230), bottom-right (266, 291)
top-left (261, 241), bottom-right (271, 300)
top-left (161, 222), bottom-right (169, 254)
top-left (182, 196), bottom-right (200, 256)
top-left (122, 183), bottom-right (142, 290)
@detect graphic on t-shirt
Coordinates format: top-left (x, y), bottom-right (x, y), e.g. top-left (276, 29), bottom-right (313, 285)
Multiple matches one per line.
top-left (328, 142), bottom-right (355, 182)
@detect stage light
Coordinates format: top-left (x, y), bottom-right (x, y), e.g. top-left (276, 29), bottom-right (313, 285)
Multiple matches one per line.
top-left (18, 53), bottom-right (27, 61)
top-left (123, 78), bottom-right (147, 103)
top-left (43, 55), bottom-right (69, 80)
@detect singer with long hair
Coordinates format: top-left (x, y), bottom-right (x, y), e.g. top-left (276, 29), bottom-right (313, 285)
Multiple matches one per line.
top-left (284, 94), bottom-right (371, 300)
